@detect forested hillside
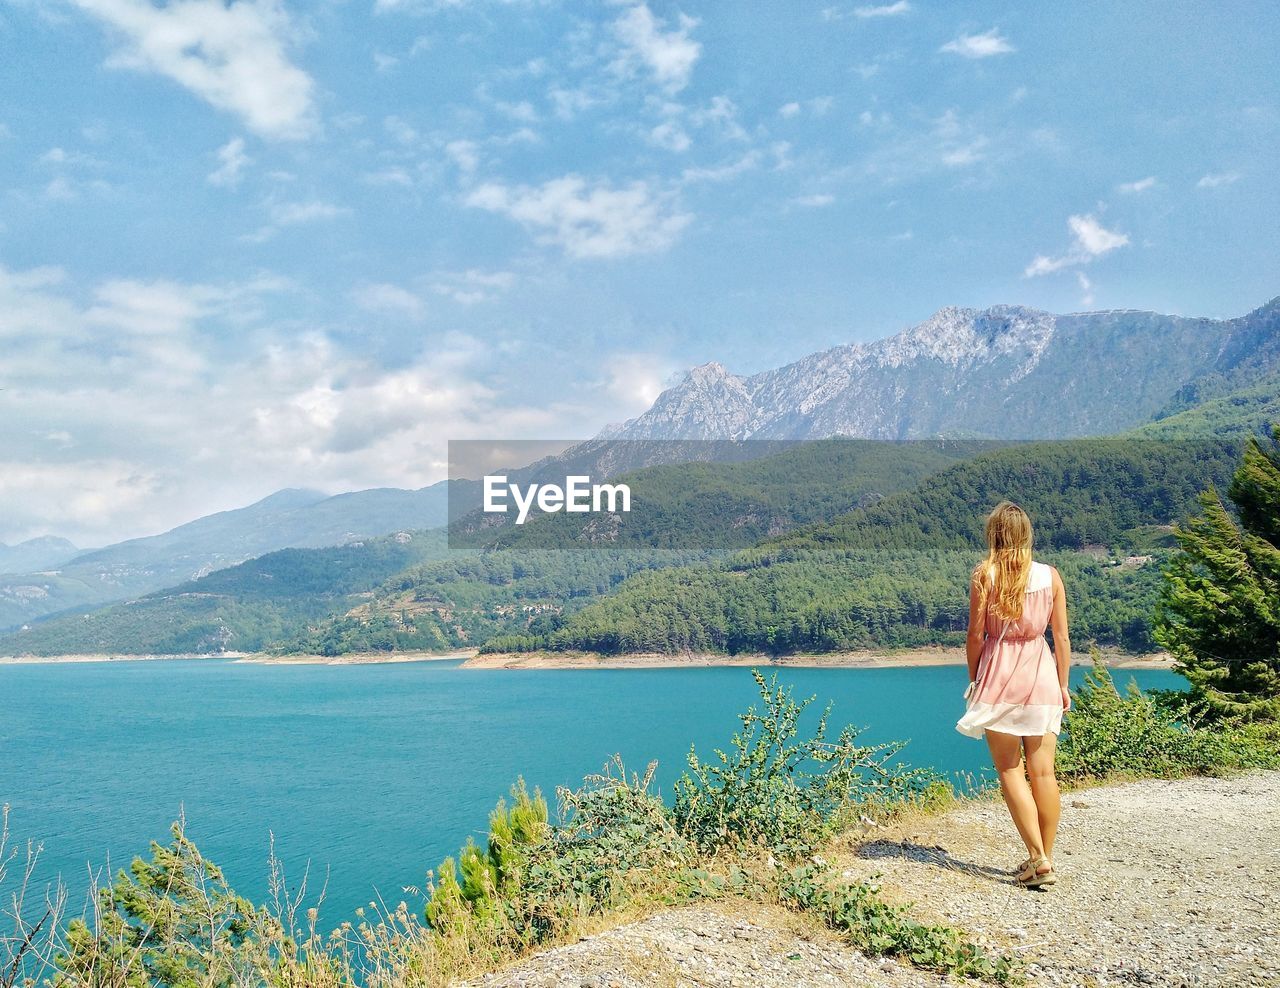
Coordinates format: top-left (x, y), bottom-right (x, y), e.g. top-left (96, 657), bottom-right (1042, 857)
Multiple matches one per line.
top-left (0, 532), bottom-right (446, 656)
top-left (485, 439), bottom-right (1243, 656)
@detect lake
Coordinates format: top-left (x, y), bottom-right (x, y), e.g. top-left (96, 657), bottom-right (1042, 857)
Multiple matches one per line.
top-left (0, 658), bottom-right (1178, 923)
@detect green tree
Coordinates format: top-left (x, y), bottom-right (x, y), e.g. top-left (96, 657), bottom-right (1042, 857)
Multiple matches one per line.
top-left (57, 820), bottom-right (263, 988)
top-left (1156, 427), bottom-right (1280, 720)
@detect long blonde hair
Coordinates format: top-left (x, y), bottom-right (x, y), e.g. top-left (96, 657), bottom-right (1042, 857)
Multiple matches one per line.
top-left (974, 501), bottom-right (1033, 621)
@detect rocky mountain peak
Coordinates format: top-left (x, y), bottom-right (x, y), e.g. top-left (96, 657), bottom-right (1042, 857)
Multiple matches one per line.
top-left (685, 361), bottom-right (735, 385)
top-left (601, 299), bottom-right (1278, 443)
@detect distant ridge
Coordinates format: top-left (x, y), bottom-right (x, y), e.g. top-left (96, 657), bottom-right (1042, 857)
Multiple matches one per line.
top-left (603, 298), bottom-right (1280, 441)
top-left (0, 483), bottom-right (451, 630)
top-left (0, 536), bottom-right (80, 575)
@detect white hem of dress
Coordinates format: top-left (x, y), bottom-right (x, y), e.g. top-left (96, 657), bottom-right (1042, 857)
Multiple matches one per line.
top-left (956, 700), bottom-right (1063, 739)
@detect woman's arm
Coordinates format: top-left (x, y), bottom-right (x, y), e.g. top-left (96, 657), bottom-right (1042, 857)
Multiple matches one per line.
top-left (966, 567), bottom-right (987, 682)
top-left (1049, 565), bottom-right (1072, 710)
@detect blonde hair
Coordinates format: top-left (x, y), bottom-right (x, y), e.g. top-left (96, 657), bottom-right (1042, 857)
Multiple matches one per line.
top-left (974, 500), bottom-right (1033, 622)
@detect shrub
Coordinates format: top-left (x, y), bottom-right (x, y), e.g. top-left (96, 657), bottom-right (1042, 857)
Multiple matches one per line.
top-left (56, 819), bottom-right (267, 988)
top-left (425, 778), bottom-right (549, 943)
top-left (1058, 655), bottom-right (1280, 781)
top-left (673, 669), bottom-right (942, 859)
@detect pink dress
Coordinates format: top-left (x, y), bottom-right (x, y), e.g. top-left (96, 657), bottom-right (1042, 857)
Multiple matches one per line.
top-left (956, 560), bottom-right (1064, 738)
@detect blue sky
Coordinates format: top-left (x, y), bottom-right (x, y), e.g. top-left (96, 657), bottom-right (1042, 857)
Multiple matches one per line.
top-left (0, 0), bottom-right (1277, 545)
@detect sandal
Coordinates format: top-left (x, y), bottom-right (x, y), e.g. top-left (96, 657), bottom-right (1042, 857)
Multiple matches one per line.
top-left (1015, 854), bottom-right (1056, 888)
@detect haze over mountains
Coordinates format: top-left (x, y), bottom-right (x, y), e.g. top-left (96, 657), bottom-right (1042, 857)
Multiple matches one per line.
top-left (0, 485), bottom-right (450, 630)
top-left (0, 536), bottom-right (81, 574)
top-left (603, 299), bottom-right (1280, 441)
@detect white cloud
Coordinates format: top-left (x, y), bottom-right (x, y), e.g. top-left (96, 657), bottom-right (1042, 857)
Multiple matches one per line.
top-left (384, 115), bottom-right (419, 145)
top-left (1118, 175), bottom-right (1156, 194)
top-left (940, 140), bottom-right (986, 167)
top-left (0, 460), bottom-right (161, 541)
top-left (791, 193), bottom-right (834, 207)
top-left (855, 1), bottom-right (910, 18)
top-left (40, 147), bottom-right (103, 166)
top-left (69, 0), bottom-right (316, 140)
top-left (940, 28), bottom-right (1015, 59)
top-left (648, 121), bottom-right (691, 152)
top-left (208, 137), bottom-right (250, 187)
top-left (244, 200), bottom-right (349, 242)
top-left (446, 139), bottom-right (480, 175)
top-left (464, 173), bottom-right (693, 259)
top-left (1024, 213), bottom-right (1129, 277)
top-left (1076, 271), bottom-right (1094, 307)
top-left (350, 282), bottom-right (427, 320)
top-left (427, 268), bottom-right (516, 304)
top-left (1197, 171), bottom-right (1240, 189)
top-left (45, 177), bottom-right (78, 201)
top-left (598, 352), bottom-right (676, 410)
top-left (0, 263), bottom-right (586, 545)
top-left (610, 3), bottom-right (701, 93)
top-left (678, 150), bottom-right (761, 185)
top-left (1069, 214), bottom-right (1128, 255)
top-left (362, 167), bottom-right (414, 188)
top-left (548, 85), bottom-right (607, 121)
top-left (87, 278), bottom-right (222, 336)
top-left (689, 95), bottom-right (748, 141)
top-left (273, 201), bottom-right (346, 224)
top-left (779, 96), bottom-right (833, 119)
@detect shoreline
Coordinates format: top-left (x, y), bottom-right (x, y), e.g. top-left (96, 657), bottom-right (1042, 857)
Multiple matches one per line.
top-left (461, 645), bottom-right (1174, 670)
top-left (0, 645), bottom-right (1176, 670)
top-left (0, 649), bottom-right (478, 666)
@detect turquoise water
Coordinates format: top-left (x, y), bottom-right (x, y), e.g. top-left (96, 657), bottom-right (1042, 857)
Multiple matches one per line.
top-left (1, 659), bottom-right (1178, 921)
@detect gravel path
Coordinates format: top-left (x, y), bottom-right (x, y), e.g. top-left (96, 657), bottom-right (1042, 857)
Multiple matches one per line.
top-left (464, 771), bottom-right (1280, 988)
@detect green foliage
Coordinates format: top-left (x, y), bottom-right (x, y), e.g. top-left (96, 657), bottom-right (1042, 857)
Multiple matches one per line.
top-left (673, 670), bottom-right (941, 859)
top-left (1155, 427), bottom-right (1280, 720)
top-left (774, 862), bottom-right (1020, 984)
top-left (57, 820), bottom-right (264, 988)
top-left (426, 779), bottom-right (549, 934)
top-left (1057, 657), bottom-right (1280, 780)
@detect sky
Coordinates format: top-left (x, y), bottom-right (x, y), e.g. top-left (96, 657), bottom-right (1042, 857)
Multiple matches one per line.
top-left (0, 0), bottom-right (1277, 547)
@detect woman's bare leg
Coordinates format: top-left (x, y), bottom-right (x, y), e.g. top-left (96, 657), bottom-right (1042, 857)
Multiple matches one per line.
top-left (985, 730), bottom-right (1044, 860)
top-left (1023, 732), bottom-right (1061, 860)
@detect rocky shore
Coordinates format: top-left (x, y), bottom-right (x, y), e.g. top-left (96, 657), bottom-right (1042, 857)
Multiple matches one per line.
top-left (461, 646), bottom-right (1175, 671)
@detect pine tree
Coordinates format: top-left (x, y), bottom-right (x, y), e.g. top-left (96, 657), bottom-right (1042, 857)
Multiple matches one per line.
top-left (1155, 426), bottom-right (1280, 720)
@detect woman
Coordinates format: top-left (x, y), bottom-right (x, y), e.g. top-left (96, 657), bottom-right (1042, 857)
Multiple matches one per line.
top-left (956, 501), bottom-right (1071, 889)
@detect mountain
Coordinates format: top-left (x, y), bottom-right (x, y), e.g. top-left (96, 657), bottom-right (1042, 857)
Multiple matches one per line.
top-left (2, 439), bottom-right (973, 657)
top-left (513, 437), bottom-right (1244, 657)
top-left (0, 484), bottom-right (451, 631)
top-left (604, 299), bottom-right (1280, 441)
top-left (0, 530), bottom-right (447, 657)
top-left (0, 536), bottom-right (81, 575)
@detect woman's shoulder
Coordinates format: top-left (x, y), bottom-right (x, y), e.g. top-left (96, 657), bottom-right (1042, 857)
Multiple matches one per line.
top-left (1027, 559), bottom-right (1055, 592)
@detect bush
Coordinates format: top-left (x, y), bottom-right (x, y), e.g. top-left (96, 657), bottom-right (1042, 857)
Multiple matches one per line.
top-left (1058, 655), bottom-right (1280, 781)
top-left (673, 669), bottom-right (942, 859)
top-left (424, 759), bottom-right (697, 952)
